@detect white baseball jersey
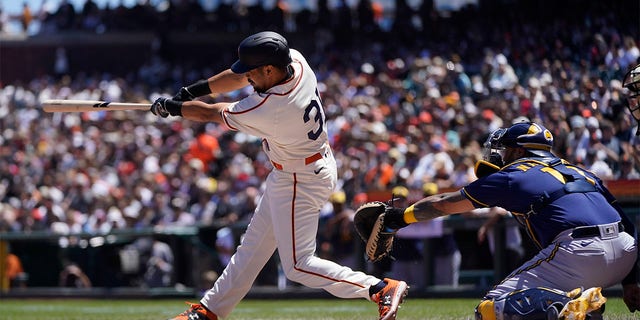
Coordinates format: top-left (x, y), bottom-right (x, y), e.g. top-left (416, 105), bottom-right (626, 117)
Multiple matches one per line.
top-left (222, 49), bottom-right (328, 166)
top-left (203, 49), bottom-right (381, 318)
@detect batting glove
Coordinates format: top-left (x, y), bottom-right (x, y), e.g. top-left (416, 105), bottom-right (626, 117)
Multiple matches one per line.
top-left (151, 97), bottom-right (182, 117)
top-left (173, 79), bottom-right (211, 101)
top-left (173, 87), bottom-right (196, 102)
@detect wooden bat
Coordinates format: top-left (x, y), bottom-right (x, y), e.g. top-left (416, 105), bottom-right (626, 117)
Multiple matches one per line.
top-left (42, 100), bottom-right (151, 113)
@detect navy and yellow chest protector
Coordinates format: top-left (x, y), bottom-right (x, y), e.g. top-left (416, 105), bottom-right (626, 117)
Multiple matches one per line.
top-left (526, 158), bottom-right (597, 213)
top-left (475, 156), bottom-right (598, 212)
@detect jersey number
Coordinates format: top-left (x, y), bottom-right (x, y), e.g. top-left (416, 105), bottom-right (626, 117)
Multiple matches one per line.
top-left (304, 99), bottom-right (324, 141)
top-left (540, 166), bottom-right (594, 184)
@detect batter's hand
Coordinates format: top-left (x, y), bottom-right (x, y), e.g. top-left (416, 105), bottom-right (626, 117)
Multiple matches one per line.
top-left (151, 97), bottom-right (170, 117)
top-left (151, 97), bottom-right (183, 117)
top-left (622, 283), bottom-right (640, 312)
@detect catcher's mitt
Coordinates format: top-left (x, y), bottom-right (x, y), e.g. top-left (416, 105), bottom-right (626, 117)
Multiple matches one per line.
top-left (353, 201), bottom-right (396, 262)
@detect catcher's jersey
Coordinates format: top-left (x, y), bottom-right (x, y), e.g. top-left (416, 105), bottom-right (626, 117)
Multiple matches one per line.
top-left (222, 49), bottom-right (328, 164)
top-left (462, 157), bottom-right (623, 248)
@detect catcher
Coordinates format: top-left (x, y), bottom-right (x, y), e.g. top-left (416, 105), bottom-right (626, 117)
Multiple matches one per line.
top-left (355, 121), bottom-right (639, 320)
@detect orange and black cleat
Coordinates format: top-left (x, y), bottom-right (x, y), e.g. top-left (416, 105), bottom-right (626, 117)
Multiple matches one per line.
top-left (371, 278), bottom-right (409, 320)
top-left (168, 302), bottom-right (218, 320)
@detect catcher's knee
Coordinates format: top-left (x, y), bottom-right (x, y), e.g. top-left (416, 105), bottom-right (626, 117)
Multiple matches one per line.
top-left (475, 299), bottom-right (496, 320)
top-left (475, 287), bottom-right (576, 320)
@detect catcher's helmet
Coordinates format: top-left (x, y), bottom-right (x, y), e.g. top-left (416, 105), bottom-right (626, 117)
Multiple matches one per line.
top-left (484, 122), bottom-right (554, 159)
top-left (623, 63), bottom-right (640, 135)
top-left (231, 31), bottom-right (292, 74)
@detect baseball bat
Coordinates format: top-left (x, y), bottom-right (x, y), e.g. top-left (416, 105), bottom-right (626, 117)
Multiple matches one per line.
top-left (41, 100), bottom-right (151, 113)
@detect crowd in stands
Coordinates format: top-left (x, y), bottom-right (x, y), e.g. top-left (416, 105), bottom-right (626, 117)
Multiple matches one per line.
top-left (0, 0), bottom-right (639, 286)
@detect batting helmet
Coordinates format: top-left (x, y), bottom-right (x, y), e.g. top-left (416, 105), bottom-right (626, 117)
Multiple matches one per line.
top-left (486, 122), bottom-right (554, 157)
top-left (231, 31), bottom-right (292, 74)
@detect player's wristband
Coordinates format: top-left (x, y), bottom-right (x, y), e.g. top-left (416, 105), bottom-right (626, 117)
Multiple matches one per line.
top-left (165, 99), bottom-right (183, 117)
top-left (185, 79), bottom-right (212, 98)
top-left (403, 205), bottom-right (418, 224)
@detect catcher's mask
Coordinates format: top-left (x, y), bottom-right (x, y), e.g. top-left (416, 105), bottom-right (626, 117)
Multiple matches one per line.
top-left (485, 122), bottom-right (554, 158)
top-left (623, 63), bottom-right (640, 136)
top-left (475, 122), bottom-right (554, 178)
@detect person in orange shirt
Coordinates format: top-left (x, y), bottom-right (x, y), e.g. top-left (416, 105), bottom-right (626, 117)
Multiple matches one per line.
top-left (5, 252), bottom-right (26, 288)
top-left (187, 128), bottom-right (220, 171)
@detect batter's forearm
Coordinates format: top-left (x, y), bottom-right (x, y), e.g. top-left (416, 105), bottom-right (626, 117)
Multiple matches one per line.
top-left (207, 69), bottom-right (249, 93)
top-left (182, 101), bottom-right (227, 123)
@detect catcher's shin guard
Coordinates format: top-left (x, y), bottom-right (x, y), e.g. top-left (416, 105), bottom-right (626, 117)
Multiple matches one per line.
top-left (475, 287), bottom-right (582, 320)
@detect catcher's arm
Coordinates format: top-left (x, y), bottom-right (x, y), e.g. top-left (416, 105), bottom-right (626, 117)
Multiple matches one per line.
top-left (402, 190), bottom-right (474, 223)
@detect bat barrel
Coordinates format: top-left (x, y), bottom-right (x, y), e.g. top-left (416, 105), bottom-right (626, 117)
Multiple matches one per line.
top-left (41, 100), bottom-right (151, 112)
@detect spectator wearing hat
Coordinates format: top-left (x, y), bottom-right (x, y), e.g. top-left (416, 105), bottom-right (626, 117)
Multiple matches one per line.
top-left (617, 154), bottom-right (640, 180)
top-left (391, 183), bottom-right (461, 288)
top-left (318, 191), bottom-right (358, 269)
top-left (420, 183), bottom-right (461, 287)
top-left (388, 186), bottom-right (425, 288)
top-left (407, 140), bottom-right (454, 190)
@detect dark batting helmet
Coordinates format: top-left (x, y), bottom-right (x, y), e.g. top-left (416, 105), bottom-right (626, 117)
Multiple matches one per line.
top-left (231, 31), bottom-right (292, 74)
top-left (485, 122), bottom-right (555, 158)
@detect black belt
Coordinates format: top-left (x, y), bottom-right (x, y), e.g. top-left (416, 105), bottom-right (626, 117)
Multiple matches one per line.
top-left (571, 222), bottom-right (624, 239)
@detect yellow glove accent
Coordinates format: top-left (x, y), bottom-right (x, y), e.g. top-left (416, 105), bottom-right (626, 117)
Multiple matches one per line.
top-left (403, 205), bottom-right (417, 224)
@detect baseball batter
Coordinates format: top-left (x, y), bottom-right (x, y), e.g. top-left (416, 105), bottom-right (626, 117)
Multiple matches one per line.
top-left (378, 122), bottom-right (640, 320)
top-left (150, 31), bottom-right (408, 320)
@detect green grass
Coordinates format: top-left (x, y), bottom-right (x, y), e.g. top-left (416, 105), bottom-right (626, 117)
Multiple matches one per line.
top-left (0, 298), bottom-right (638, 319)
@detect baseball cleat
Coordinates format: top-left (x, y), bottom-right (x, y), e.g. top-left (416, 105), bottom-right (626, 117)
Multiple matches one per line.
top-left (558, 287), bottom-right (606, 320)
top-left (372, 278), bottom-right (409, 320)
top-left (168, 302), bottom-right (218, 320)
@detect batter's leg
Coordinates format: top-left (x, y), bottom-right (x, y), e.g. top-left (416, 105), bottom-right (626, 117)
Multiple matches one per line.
top-left (270, 171), bottom-right (380, 299)
top-left (200, 194), bottom-right (276, 318)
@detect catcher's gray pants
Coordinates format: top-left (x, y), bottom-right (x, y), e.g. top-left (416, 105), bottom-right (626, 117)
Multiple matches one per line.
top-left (484, 224), bottom-right (637, 299)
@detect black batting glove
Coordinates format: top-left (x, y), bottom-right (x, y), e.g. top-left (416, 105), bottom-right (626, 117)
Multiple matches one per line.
top-left (151, 97), bottom-right (183, 117)
top-left (173, 87), bottom-right (196, 101)
top-left (173, 79), bottom-right (211, 101)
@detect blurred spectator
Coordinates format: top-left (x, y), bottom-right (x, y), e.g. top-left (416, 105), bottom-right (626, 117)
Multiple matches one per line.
top-left (421, 183), bottom-right (461, 287)
top-left (618, 154), bottom-right (640, 180)
top-left (143, 238), bottom-right (174, 288)
top-left (186, 126), bottom-right (221, 174)
top-left (391, 183), bottom-right (461, 288)
top-left (488, 54), bottom-right (519, 92)
top-left (586, 148), bottom-right (614, 180)
top-left (471, 207), bottom-right (525, 273)
top-left (5, 247), bottom-right (28, 288)
top-left (215, 227), bottom-right (234, 270)
top-left (59, 262), bottom-right (92, 288)
top-left (20, 2), bottom-right (32, 33)
top-left (407, 141), bottom-right (454, 190)
top-left (389, 185), bottom-right (427, 288)
top-left (54, 0), bottom-right (76, 30)
top-left (53, 46), bottom-right (69, 79)
top-left (318, 190), bottom-right (357, 269)
top-left (0, 6), bottom-right (6, 33)
top-left (593, 119), bottom-right (622, 173)
top-left (565, 115), bottom-right (589, 164)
